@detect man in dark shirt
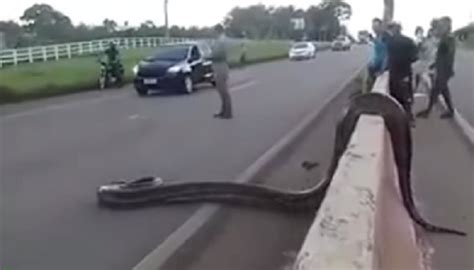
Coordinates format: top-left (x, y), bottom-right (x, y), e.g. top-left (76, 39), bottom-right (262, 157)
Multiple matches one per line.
top-left (417, 17), bottom-right (456, 119)
top-left (386, 22), bottom-right (418, 123)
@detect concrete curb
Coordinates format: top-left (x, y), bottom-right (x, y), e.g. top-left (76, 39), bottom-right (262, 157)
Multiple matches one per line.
top-left (133, 65), bottom-right (366, 270)
top-left (294, 73), bottom-right (427, 270)
top-left (439, 98), bottom-right (474, 145)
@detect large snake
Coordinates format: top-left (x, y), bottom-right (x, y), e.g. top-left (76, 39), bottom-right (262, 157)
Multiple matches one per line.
top-left (97, 92), bottom-right (466, 236)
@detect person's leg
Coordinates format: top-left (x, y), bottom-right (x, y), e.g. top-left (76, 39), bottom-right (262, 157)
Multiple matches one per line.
top-left (213, 64), bottom-right (225, 117)
top-left (365, 66), bottom-right (377, 93)
top-left (416, 74), bottom-right (442, 118)
top-left (214, 64), bottom-right (232, 119)
top-left (221, 68), bottom-right (233, 118)
top-left (414, 73), bottom-right (421, 92)
top-left (403, 77), bottom-right (415, 125)
top-left (390, 75), bottom-right (414, 123)
top-left (439, 76), bottom-right (455, 118)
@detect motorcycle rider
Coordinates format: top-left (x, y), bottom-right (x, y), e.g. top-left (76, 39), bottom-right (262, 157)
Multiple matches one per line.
top-left (104, 42), bottom-right (123, 79)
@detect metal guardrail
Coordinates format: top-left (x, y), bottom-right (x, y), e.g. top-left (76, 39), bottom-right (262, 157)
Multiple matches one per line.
top-left (0, 37), bottom-right (193, 68)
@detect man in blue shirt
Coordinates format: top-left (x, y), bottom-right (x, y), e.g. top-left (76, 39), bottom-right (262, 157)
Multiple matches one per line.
top-left (368, 18), bottom-right (389, 82)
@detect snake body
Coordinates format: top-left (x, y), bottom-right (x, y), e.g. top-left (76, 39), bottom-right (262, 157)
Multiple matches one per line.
top-left (97, 92), bottom-right (466, 236)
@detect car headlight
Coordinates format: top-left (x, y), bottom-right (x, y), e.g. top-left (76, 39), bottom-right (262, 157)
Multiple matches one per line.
top-left (132, 65), bottom-right (139, 75)
top-left (167, 65), bottom-right (182, 73)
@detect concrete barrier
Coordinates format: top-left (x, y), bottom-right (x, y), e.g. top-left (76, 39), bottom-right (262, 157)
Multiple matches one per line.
top-left (293, 73), bottom-right (429, 270)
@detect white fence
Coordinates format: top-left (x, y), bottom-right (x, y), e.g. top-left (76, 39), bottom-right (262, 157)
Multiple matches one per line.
top-left (0, 37), bottom-right (192, 68)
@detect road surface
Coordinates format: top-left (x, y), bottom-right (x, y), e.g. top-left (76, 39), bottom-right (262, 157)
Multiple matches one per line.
top-left (0, 47), bottom-right (368, 270)
top-left (412, 98), bottom-right (474, 270)
top-left (450, 49), bottom-right (474, 126)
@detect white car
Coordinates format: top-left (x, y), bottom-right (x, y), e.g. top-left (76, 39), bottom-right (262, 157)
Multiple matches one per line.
top-left (289, 42), bottom-right (316, 60)
top-left (331, 36), bottom-right (352, 51)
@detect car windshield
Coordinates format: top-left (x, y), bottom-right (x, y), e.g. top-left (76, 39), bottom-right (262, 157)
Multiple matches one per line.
top-left (336, 36), bottom-right (345, 41)
top-left (146, 46), bottom-right (189, 61)
top-left (292, 43), bottom-right (309, 49)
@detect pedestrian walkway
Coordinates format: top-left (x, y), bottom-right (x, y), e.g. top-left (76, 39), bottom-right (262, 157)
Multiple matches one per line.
top-left (412, 96), bottom-right (474, 270)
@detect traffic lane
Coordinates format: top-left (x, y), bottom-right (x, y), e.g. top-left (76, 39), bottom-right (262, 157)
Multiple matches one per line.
top-left (1, 47), bottom-right (368, 270)
top-left (0, 68), bottom-right (252, 119)
top-left (451, 49), bottom-right (474, 126)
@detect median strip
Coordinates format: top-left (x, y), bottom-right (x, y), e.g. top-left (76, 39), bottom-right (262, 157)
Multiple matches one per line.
top-left (293, 73), bottom-right (428, 270)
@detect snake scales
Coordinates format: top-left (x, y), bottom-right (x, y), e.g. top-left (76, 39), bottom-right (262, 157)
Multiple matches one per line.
top-left (97, 92), bottom-right (466, 236)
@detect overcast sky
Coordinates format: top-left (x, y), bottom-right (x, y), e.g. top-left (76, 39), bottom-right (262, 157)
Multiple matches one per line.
top-left (1, 0), bottom-right (473, 36)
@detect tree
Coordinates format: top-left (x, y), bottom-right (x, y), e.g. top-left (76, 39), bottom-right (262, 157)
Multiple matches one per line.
top-left (224, 5), bottom-right (273, 38)
top-left (271, 6), bottom-right (297, 39)
top-left (0, 20), bottom-right (24, 47)
top-left (222, 2), bottom-right (351, 40)
top-left (136, 20), bottom-right (158, 36)
top-left (20, 3), bottom-right (74, 43)
top-left (102, 19), bottom-right (117, 33)
top-left (305, 5), bottom-right (340, 40)
top-left (383, 0), bottom-right (394, 24)
top-left (320, 0), bottom-right (352, 21)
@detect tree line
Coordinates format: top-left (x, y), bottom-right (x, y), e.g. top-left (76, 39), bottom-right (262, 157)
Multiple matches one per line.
top-left (0, 0), bottom-right (351, 49)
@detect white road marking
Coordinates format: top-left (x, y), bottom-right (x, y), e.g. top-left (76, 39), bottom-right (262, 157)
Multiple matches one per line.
top-left (230, 81), bottom-right (256, 93)
top-left (128, 114), bottom-right (140, 120)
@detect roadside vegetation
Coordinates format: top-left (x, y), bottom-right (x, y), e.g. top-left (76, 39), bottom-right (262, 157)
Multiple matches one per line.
top-left (0, 41), bottom-right (289, 103)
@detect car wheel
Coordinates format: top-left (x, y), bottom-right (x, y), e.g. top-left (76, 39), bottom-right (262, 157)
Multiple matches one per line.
top-left (136, 87), bottom-right (148, 96)
top-left (183, 75), bottom-right (194, 94)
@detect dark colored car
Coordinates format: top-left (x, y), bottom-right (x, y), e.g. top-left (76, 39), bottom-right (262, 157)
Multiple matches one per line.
top-left (133, 42), bottom-right (214, 96)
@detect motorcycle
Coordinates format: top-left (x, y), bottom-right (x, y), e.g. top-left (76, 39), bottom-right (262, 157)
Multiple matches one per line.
top-left (98, 57), bottom-right (124, 90)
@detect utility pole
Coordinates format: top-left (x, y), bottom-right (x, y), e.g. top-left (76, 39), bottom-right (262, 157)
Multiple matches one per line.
top-left (164, 0), bottom-right (170, 37)
top-left (383, 0), bottom-right (394, 25)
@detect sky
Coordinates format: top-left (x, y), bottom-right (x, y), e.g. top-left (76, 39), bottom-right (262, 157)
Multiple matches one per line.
top-left (1, 0), bottom-right (473, 36)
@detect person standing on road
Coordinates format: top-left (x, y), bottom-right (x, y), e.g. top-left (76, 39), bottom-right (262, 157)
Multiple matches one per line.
top-left (239, 42), bottom-right (247, 68)
top-left (417, 17), bottom-right (457, 119)
top-left (211, 24), bottom-right (233, 119)
top-left (386, 22), bottom-right (418, 125)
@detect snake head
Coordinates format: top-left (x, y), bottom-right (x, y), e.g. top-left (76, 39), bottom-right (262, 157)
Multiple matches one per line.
top-left (98, 177), bottom-right (164, 193)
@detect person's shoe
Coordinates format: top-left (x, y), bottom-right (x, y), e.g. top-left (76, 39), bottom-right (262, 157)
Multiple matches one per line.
top-left (416, 110), bottom-right (430, 119)
top-left (440, 112), bottom-right (454, 119)
top-left (221, 113), bottom-right (233, 119)
top-left (214, 112), bottom-right (233, 119)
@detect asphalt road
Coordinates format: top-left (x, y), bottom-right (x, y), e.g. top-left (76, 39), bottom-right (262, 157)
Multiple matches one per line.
top-left (411, 98), bottom-right (474, 270)
top-left (451, 49), bottom-right (474, 126)
top-left (0, 47), bottom-right (368, 270)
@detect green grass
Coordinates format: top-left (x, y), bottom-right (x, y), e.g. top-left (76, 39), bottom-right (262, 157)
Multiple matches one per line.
top-left (0, 41), bottom-right (290, 103)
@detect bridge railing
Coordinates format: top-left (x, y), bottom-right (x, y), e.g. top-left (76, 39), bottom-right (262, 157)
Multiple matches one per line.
top-left (293, 73), bottom-right (427, 270)
top-left (0, 37), bottom-right (192, 68)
